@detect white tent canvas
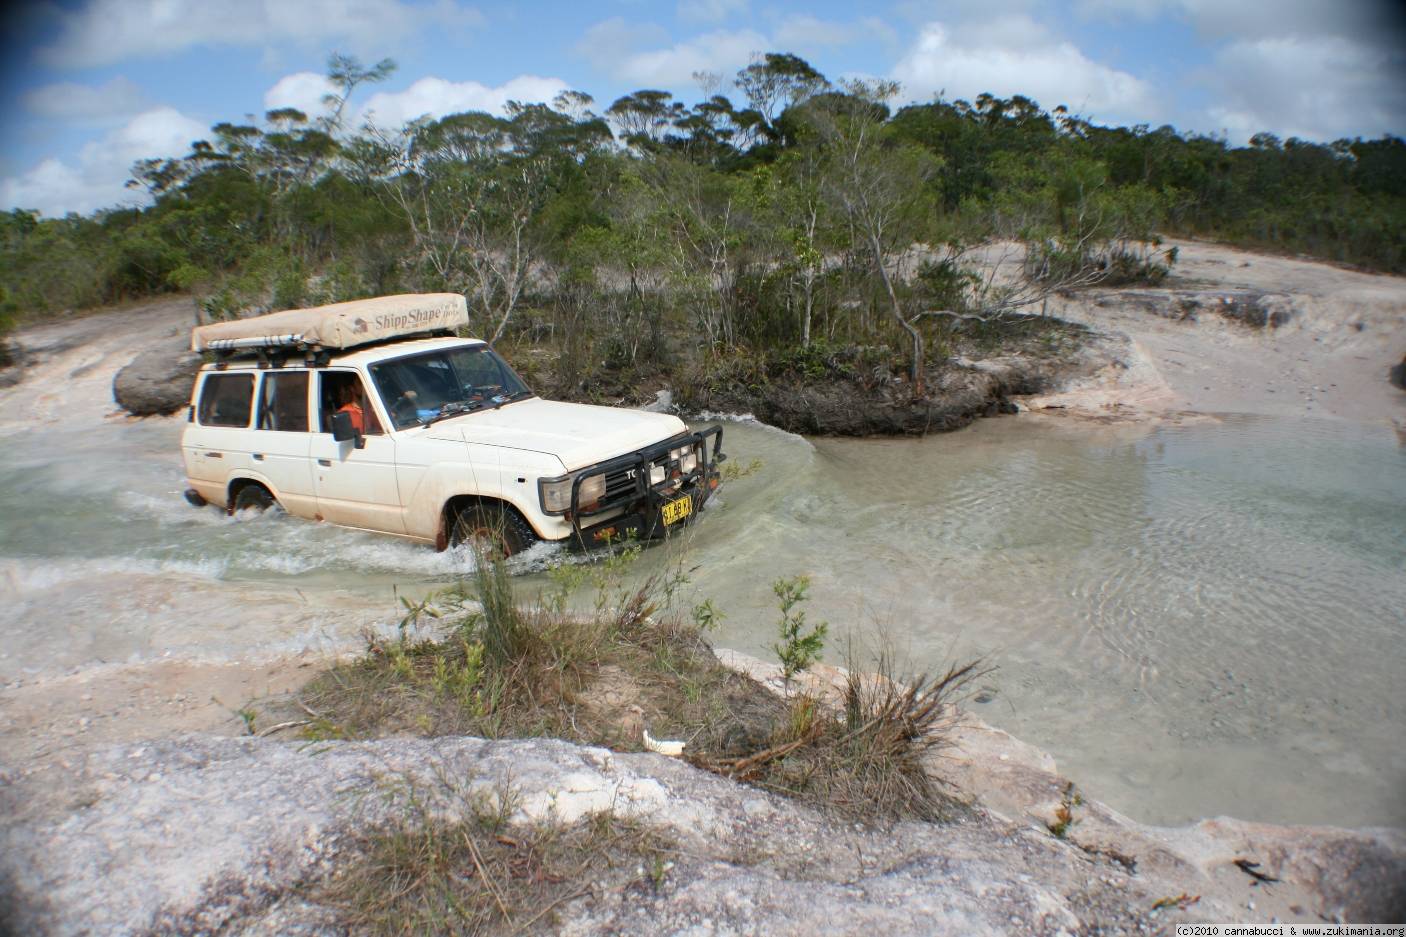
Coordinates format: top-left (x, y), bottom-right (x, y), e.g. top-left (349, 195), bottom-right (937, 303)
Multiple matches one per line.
top-left (191, 293), bottom-right (469, 352)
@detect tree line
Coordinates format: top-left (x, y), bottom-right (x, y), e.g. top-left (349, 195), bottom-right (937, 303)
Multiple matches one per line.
top-left (2, 52), bottom-right (1402, 392)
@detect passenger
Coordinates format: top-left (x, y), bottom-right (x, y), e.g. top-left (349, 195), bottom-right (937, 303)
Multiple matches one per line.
top-left (336, 382), bottom-right (365, 433)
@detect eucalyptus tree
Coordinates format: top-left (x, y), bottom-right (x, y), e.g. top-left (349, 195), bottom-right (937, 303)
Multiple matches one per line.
top-left (356, 98), bottom-right (610, 343)
top-left (805, 80), bottom-right (940, 393)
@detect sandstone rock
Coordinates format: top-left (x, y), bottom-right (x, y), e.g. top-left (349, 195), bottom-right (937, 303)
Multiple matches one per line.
top-left (1095, 289), bottom-right (1295, 329)
top-left (5, 655), bottom-right (1401, 937)
top-left (0, 338), bottom-right (22, 388)
top-left (113, 345), bottom-right (202, 416)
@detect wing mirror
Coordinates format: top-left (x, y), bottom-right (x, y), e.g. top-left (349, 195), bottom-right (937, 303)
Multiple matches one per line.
top-left (330, 411), bottom-right (365, 449)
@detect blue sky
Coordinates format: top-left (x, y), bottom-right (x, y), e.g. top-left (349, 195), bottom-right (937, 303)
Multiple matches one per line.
top-left (3, 0), bottom-right (1404, 217)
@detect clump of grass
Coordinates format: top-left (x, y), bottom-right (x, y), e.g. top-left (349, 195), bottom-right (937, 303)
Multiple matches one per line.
top-left (291, 545), bottom-right (983, 827)
top-left (321, 787), bottom-right (675, 936)
top-left (710, 649), bottom-right (985, 823)
top-left (297, 543), bottom-right (785, 755)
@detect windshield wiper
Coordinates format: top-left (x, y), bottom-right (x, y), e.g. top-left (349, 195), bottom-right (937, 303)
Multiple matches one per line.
top-left (489, 390), bottom-right (535, 408)
top-left (421, 399), bottom-right (485, 427)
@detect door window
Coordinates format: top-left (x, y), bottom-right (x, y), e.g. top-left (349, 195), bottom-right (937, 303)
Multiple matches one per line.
top-left (256, 372), bottom-right (309, 432)
top-left (319, 372), bottom-right (383, 435)
top-left (197, 373), bottom-right (254, 427)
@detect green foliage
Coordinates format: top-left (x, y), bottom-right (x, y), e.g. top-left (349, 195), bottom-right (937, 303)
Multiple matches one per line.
top-left (771, 575), bottom-right (827, 682)
top-left (2, 46), bottom-right (1401, 360)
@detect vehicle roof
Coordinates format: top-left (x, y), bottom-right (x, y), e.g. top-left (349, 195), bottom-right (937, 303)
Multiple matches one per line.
top-left (198, 336), bottom-right (488, 372)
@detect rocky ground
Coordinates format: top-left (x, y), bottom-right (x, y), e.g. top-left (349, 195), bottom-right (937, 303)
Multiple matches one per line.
top-left (3, 652), bottom-right (1401, 937)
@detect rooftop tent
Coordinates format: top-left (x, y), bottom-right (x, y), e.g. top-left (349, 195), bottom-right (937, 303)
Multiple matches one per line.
top-left (191, 293), bottom-right (469, 353)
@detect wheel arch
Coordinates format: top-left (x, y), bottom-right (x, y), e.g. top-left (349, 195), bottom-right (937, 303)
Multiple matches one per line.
top-left (435, 494), bottom-right (541, 551)
top-left (226, 474), bottom-right (278, 513)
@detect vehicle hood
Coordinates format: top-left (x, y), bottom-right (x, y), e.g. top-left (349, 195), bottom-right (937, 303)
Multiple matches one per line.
top-left (422, 397), bottom-right (687, 471)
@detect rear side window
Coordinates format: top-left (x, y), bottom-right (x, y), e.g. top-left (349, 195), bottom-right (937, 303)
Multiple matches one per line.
top-left (257, 372), bottom-right (309, 432)
top-left (197, 373), bottom-right (254, 427)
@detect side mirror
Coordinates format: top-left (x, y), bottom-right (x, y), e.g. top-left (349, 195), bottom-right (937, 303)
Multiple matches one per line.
top-left (330, 411), bottom-right (365, 449)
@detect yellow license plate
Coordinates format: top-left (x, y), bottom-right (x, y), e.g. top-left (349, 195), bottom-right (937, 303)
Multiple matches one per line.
top-left (661, 495), bottom-right (692, 525)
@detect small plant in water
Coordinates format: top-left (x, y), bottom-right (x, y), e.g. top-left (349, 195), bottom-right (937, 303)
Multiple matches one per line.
top-left (771, 575), bottom-right (827, 683)
top-left (692, 598), bottom-right (724, 632)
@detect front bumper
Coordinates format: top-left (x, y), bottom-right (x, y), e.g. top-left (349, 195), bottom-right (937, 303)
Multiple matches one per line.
top-left (565, 425), bottom-right (725, 550)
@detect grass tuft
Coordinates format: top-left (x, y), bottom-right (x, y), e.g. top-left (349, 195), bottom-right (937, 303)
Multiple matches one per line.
top-left (320, 788), bottom-right (674, 936)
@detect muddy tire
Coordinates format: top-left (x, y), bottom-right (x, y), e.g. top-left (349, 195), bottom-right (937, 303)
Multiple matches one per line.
top-left (450, 504), bottom-right (536, 558)
top-left (232, 484), bottom-right (279, 515)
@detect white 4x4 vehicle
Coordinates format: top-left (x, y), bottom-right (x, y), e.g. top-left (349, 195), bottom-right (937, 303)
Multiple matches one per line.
top-left (180, 294), bottom-right (724, 554)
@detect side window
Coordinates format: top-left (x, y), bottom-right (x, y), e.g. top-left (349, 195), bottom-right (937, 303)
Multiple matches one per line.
top-left (197, 373), bottom-right (254, 427)
top-left (318, 372), bottom-right (383, 436)
top-left (257, 372), bottom-right (309, 432)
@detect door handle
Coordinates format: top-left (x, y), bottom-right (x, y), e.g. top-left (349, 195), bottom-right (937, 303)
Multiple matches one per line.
top-left (205, 452), bottom-right (222, 459)
top-left (252, 453), bottom-right (264, 461)
top-left (318, 458), bottom-right (332, 467)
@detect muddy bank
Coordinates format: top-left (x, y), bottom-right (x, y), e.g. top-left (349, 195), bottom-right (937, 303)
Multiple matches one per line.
top-left (677, 319), bottom-right (1135, 436)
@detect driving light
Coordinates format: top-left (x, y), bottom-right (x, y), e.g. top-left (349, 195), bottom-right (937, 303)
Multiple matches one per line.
top-left (671, 444), bottom-right (699, 475)
top-left (648, 464), bottom-right (667, 485)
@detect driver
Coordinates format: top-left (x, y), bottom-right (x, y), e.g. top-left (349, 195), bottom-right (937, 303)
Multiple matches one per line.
top-left (336, 381), bottom-right (365, 433)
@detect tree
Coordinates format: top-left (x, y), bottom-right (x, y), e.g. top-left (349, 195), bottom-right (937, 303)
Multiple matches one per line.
top-left (809, 80), bottom-right (939, 394)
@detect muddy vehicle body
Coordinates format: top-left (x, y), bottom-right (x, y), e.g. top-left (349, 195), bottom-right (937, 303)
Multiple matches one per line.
top-left (180, 294), bottom-right (724, 553)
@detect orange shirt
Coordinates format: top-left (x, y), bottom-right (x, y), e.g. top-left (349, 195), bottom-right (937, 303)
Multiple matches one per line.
top-left (337, 401), bottom-right (364, 433)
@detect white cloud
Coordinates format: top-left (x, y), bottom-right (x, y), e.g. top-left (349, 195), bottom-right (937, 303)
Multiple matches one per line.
top-left (1, 106), bottom-right (207, 216)
top-left (263, 72), bottom-right (338, 119)
top-left (891, 16), bottom-right (1158, 122)
top-left (38, 0), bottom-right (483, 69)
top-left (1078, 0), bottom-right (1404, 46)
top-left (1201, 35), bottom-right (1406, 142)
top-left (358, 75), bottom-right (572, 128)
top-left (772, 14), bottom-right (896, 49)
top-left (678, 0), bottom-right (747, 25)
top-left (574, 18), bottom-right (671, 79)
top-left (21, 76), bottom-right (148, 123)
top-left (578, 19), bottom-right (769, 88)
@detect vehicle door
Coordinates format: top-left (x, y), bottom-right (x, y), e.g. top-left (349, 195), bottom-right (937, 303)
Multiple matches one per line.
top-left (309, 370), bottom-right (405, 533)
top-left (183, 371), bottom-right (256, 505)
top-left (250, 370), bottom-right (316, 518)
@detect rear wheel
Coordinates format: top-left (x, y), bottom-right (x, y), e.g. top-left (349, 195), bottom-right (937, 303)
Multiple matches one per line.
top-left (450, 504), bottom-right (536, 558)
top-left (232, 484), bottom-right (279, 515)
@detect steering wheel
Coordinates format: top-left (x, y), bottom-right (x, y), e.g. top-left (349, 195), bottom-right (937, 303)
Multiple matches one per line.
top-left (391, 394), bottom-right (420, 425)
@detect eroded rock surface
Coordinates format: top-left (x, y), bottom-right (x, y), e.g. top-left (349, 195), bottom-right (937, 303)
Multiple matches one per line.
top-left (0, 735), bottom-right (1168, 937)
top-left (113, 345), bottom-right (203, 416)
top-left (1092, 289), bottom-right (1296, 330)
top-left (3, 720), bottom-right (1401, 936)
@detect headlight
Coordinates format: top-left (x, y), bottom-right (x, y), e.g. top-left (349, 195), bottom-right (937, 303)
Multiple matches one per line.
top-left (539, 472), bottom-right (606, 514)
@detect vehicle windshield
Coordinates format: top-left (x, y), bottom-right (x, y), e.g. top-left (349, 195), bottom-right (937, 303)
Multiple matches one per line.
top-left (369, 344), bottom-right (533, 429)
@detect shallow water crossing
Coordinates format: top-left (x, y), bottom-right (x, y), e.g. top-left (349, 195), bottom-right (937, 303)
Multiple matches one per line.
top-left (1, 406), bottom-right (1402, 829)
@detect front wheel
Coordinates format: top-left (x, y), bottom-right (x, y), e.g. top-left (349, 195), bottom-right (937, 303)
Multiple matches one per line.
top-left (450, 504), bottom-right (536, 558)
top-left (232, 484), bottom-right (280, 515)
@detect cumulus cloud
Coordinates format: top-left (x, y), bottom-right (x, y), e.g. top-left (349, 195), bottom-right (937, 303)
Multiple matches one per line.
top-left (263, 72), bottom-right (338, 119)
top-left (1, 106), bottom-right (207, 216)
top-left (358, 75), bottom-right (572, 128)
top-left (891, 16), bottom-right (1158, 123)
top-left (20, 76), bottom-right (148, 123)
top-left (772, 14), bottom-right (896, 49)
top-left (1074, 0), bottom-right (1406, 140)
top-left (678, 0), bottom-right (747, 25)
top-left (1202, 35), bottom-right (1406, 142)
top-left (577, 19), bottom-right (768, 88)
top-left (38, 0), bottom-right (483, 69)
